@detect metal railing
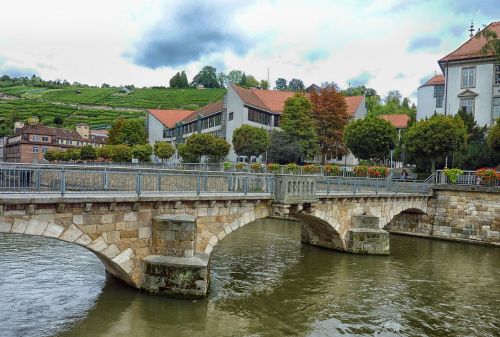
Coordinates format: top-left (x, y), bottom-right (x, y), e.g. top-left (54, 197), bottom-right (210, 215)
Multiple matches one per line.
top-left (317, 176), bottom-right (432, 195)
top-left (435, 170), bottom-right (500, 187)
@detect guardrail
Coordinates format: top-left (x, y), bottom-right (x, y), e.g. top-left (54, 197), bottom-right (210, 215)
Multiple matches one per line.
top-left (0, 165), bottom-right (433, 198)
top-left (435, 170), bottom-right (500, 187)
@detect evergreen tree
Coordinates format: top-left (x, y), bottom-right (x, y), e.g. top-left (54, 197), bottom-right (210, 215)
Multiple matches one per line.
top-left (180, 71), bottom-right (189, 88)
top-left (280, 94), bottom-right (319, 161)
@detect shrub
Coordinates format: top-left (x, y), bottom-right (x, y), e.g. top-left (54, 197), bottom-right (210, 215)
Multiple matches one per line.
top-left (368, 166), bottom-right (389, 178)
top-left (251, 163), bottom-right (263, 172)
top-left (235, 162), bottom-right (246, 171)
top-left (474, 168), bottom-right (499, 186)
top-left (285, 163), bottom-right (299, 174)
top-left (223, 162), bottom-right (233, 171)
top-left (266, 163), bottom-right (280, 172)
top-left (303, 164), bottom-right (320, 174)
top-left (324, 164), bottom-right (341, 176)
top-left (443, 168), bottom-right (464, 184)
top-left (353, 165), bottom-right (369, 177)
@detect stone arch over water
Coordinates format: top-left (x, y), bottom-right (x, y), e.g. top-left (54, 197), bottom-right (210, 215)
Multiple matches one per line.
top-left (0, 214), bottom-right (136, 286)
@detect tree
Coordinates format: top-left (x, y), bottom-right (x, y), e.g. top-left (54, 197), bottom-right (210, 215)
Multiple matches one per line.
top-left (169, 72), bottom-right (182, 88)
top-left (310, 87), bottom-right (351, 163)
top-left (180, 71), bottom-right (189, 88)
top-left (267, 130), bottom-right (301, 164)
top-left (227, 70), bottom-right (244, 85)
top-left (96, 145), bottom-right (114, 161)
top-left (239, 73), bottom-right (247, 87)
top-left (457, 109), bottom-right (487, 143)
top-left (385, 90), bottom-right (402, 105)
top-left (131, 144), bottom-right (153, 162)
top-left (80, 145), bottom-right (97, 161)
top-left (288, 78), bottom-right (305, 92)
top-left (181, 133), bottom-right (230, 162)
top-left (344, 117), bottom-right (398, 161)
top-left (53, 116), bottom-right (64, 125)
top-left (44, 150), bottom-right (58, 162)
top-left (245, 75), bottom-right (259, 88)
top-left (321, 82), bottom-right (341, 91)
top-left (476, 27), bottom-right (500, 62)
top-left (101, 83), bottom-right (110, 88)
top-left (487, 119), bottom-right (500, 152)
top-left (275, 78), bottom-right (287, 91)
top-left (217, 72), bottom-right (227, 88)
top-left (154, 141), bottom-right (175, 162)
top-left (404, 115), bottom-right (467, 173)
top-left (64, 148), bottom-right (81, 162)
top-left (110, 144), bottom-right (132, 162)
top-left (259, 80), bottom-right (269, 90)
top-left (191, 66), bottom-right (220, 88)
top-left (232, 125), bottom-right (270, 158)
top-left (107, 118), bottom-right (147, 146)
top-left (281, 94), bottom-right (319, 160)
top-left (177, 143), bottom-right (199, 163)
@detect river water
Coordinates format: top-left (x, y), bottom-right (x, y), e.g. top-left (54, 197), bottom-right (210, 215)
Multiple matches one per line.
top-left (0, 218), bottom-right (499, 337)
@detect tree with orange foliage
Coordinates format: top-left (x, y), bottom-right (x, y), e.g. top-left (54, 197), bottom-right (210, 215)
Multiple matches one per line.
top-left (310, 87), bottom-right (351, 163)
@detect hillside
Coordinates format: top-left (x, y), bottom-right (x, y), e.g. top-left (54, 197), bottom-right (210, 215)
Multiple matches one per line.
top-left (0, 86), bottom-right (226, 136)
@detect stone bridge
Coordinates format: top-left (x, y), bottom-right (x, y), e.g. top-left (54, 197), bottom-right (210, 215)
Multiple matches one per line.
top-left (0, 174), bottom-right (498, 298)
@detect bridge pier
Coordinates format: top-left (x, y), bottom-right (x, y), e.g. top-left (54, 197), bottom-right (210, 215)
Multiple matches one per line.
top-left (141, 214), bottom-right (209, 298)
top-left (344, 216), bottom-right (389, 255)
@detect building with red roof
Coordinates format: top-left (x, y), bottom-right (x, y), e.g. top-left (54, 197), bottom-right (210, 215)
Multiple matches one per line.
top-left (417, 21), bottom-right (500, 126)
top-left (148, 84), bottom-right (366, 162)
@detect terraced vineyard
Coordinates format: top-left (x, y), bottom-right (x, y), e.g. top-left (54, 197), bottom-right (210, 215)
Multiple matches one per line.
top-left (41, 87), bottom-right (119, 104)
top-left (96, 88), bottom-right (226, 109)
top-left (0, 99), bottom-right (144, 132)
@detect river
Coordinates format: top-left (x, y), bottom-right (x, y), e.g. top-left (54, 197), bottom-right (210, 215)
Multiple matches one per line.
top-left (0, 218), bottom-right (499, 337)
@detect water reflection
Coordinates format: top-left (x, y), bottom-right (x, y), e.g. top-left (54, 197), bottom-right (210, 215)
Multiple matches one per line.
top-left (1, 218), bottom-right (499, 337)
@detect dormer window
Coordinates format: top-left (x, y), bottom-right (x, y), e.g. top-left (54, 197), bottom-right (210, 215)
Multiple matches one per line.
top-left (461, 67), bottom-right (475, 88)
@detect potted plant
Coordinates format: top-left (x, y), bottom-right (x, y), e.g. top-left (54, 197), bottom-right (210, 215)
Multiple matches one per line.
top-left (266, 163), bottom-right (280, 173)
top-left (235, 162), bottom-right (246, 171)
top-left (223, 161), bottom-right (233, 171)
top-left (443, 168), bottom-right (463, 184)
top-left (324, 164), bottom-right (341, 176)
top-left (285, 163), bottom-right (299, 174)
top-left (368, 166), bottom-right (389, 178)
top-left (474, 168), bottom-right (499, 186)
top-left (353, 165), bottom-right (368, 177)
top-left (303, 164), bottom-right (320, 174)
top-left (251, 163), bottom-right (263, 172)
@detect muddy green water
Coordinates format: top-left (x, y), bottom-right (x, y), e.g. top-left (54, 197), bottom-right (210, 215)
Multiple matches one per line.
top-left (0, 218), bottom-right (499, 337)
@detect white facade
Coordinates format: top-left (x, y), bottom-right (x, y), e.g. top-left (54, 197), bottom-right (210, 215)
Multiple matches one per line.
top-left (417, 84), bottom-right (444, 120)
top-left (442, 62), bottom-right (500, 126)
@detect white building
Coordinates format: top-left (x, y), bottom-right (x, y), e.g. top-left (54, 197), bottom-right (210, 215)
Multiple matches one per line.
top-left (148, 84), bottom-right (367, 162)
top-left (417, 21), bottom-right (500, 126)
top-left (417, 74), bottom-right (445, 120)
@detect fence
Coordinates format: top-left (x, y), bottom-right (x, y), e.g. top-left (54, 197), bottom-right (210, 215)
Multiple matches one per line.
top-left (435, 170), bottom-right (500, 187)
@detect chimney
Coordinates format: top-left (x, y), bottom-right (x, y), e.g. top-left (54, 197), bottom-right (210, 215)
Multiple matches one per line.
top-left (14, 121), bottom-right (25, 133)
top-left (76, 123), bottom-right (89, 139)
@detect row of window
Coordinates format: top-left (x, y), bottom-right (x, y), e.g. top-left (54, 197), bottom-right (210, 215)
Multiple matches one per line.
top-left (461, 65), bottom-right (500, 88)
top-left (32, 135), bottom-right (49, 142)
top-left (247, 107), bottom-right (281, 127)
top-left (32, 146), bottom-right (49, 153)
top-left (163, 113), bottom-right (223, 138)
top-left (459, 97), bottom-right (500, 120)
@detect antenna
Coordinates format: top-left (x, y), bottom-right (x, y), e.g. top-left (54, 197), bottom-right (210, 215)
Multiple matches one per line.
top-left (469, 21), bottom-right (475, 38)
top-left (267, 67), bottom-right (270, 88)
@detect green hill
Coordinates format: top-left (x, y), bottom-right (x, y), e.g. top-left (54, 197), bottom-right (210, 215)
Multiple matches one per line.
top-left (0, 86), bottom-right (226, 136)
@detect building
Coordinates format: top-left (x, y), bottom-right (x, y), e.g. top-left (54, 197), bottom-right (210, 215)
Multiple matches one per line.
top-left (4, 123), bottom-right (106, 163)
top-left (148, 84), bottom-right (367, 162)
top-left (0, 136), bottom-right (7, 161)
top-left (417, 74), bottom-right (445, 120)
top-left (380, 114), bottom-right (411, 140)
top-left (417, 21), bottom-right (500, 126)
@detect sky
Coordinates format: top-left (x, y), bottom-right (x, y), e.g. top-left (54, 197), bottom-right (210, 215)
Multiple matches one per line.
top-left (0, 0), bottom-right (499, 101)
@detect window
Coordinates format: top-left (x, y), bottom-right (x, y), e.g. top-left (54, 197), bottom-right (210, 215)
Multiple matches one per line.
top-left (460, 98), bottom-right (475, 114)
top-left (495, 65), bottom-right (500, 85)
top-left (42, 147), bottom-right (48, 153)
top-left (434, 85), bottom-right (444, 108)
top-left (229, 112), bottom-right (234, 121)
top-left (248, 108), bottom-right (271, 126)
top-left (461, 67), bottom-right (475, 88)
top-left (493, 97), bottom-right (500, 120)
top-left (273, 115), bottom-right (280, 127)
top-left (32, 135), bottom-right (40, 141)
top-left (32, 146), bottom-right (39, 153)
top-left (42, 136), bottom-right (49, 142)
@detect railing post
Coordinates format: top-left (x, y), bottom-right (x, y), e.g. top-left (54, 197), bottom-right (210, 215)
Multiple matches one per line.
top-left (196, 174), bottom-right (201, 196)
top-left (60, 169), bottom-right (66, 196)
top-left (103, 169), bottom-right (109, 191)
top-left (244, 176), bottom-right (248, 195)
top-left (204, 174), bottom-right (208, 193)
top-left (35, 169), bottom-right (41, 191)
top-left (136, 171), bottom-right (142, 196)
top-left (157, 173), bottom-right (161, 192)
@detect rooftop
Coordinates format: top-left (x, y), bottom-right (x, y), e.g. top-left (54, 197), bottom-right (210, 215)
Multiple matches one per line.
top-left (419, 74), bottom-right (445, 88)
top-left (148, 109), bottom-right (193, 128)
top-left (380, 114), bottom-right (410, 129)
top-left (439, 21), bottom-right (500, 64)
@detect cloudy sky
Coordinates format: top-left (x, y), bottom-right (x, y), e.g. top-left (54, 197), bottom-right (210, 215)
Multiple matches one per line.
top-left (0, 0), bottom-right (499, 100)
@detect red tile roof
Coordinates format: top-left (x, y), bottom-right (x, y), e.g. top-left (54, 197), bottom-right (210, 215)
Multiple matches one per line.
top-left (380, 114), bottom-right (410, 129)
top-left (419, 74), bottom-right (445, 88)
top-left (181, 100), bottom-right (223, 123)
top-left (231, 84), bottom-right (364, 116)
top-left (439, 21), bottom-right (500, 63)
top-left (344, 96), bottom-right (364, 116)
top-left (148, 109), bottom-right (193, 128)
top-left (16, 123), bottom-right (86, 140)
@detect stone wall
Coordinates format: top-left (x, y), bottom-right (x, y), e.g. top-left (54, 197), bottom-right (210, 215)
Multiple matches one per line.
top-left (386, 186), bottom-right (500, 245)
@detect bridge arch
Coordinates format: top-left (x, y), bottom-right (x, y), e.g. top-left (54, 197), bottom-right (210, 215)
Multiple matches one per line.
top-left (0, 215), bottom-right (136, 286)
